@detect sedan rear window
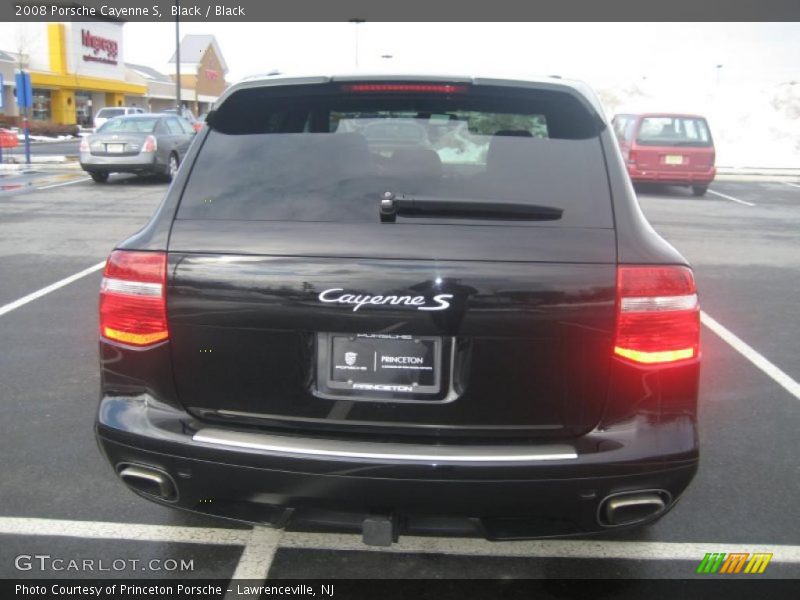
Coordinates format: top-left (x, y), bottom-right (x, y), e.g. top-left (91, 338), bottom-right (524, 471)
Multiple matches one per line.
top-left (636, 116), bottom-right (712, 147)
top-left (178, 83), bottom-right (612, 227)
top-left (98, 117), bottom-right (159, 134)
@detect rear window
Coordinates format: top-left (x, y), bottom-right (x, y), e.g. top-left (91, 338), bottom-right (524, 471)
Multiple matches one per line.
top-left (178, 83), bottom-right (612, 227)
top-left (636, 116), bottom-right (712, 147)
top-left (98, 117), bottom-right (158, 134)
top-left (98, 108), bottom-right (125, 118)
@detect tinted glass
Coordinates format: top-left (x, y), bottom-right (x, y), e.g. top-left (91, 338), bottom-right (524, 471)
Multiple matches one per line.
top-left (178, 118), bottom-right (196, 134)
top-left (166, 118), bottom-right (185, 134)
top-left (636, 116), bottom-right (712, 146)
top-left (98, 117), bottom-right (158, 134)
top-left (178, 84), bottom-right (612, 227)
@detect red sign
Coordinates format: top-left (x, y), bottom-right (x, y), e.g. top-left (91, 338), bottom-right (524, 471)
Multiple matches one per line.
top-left (204, 69), bottom-right (219, 81)
top-left (81, 29), bottom-right (118, 65)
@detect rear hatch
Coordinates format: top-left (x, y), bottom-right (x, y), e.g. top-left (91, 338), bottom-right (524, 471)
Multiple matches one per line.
top-left (166, 80), bottom-right (617, 440)
top-left (632, 115), bottom-right (714, 172)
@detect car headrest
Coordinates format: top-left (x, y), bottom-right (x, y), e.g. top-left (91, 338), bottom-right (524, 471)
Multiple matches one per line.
top-left (390, 147), bottom-right (443, 179)
top-left (486, 131), bottom-right (536, 174)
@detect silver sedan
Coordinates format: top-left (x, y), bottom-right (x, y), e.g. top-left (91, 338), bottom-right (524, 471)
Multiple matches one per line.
top-left (79, 113), bottom-right (195, 183)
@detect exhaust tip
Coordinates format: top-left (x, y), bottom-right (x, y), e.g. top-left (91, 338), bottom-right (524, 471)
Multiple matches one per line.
top-left (118, 464), bottom-right (177, 502)
top-left (599, 490), bottom-right (670, 527)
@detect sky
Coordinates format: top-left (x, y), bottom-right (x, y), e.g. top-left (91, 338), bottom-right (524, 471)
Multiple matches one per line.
top-left (117, 22), bottom-right (800, 91)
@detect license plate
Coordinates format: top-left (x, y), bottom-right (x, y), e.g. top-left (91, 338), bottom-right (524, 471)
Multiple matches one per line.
top-left (323, 333), bottom-right (441, 395)
top-left (665, 154), bottom-right (684, 165)
top-left (106, 143), bottom-right (125, 153)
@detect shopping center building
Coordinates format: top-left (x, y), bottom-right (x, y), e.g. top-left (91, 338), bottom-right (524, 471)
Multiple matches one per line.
top-left (0, 22), bottom-right (228, 126)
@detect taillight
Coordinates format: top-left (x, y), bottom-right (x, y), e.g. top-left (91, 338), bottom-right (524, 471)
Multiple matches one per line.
top-left (341, 83), bottom-right (468, 94)
top-left (79, 137), bottom-right (89, 152)
top-left (142, 135), bottom-right (157, 153)
top-left (614, 266), bottom-right (699, 365)
top-left (627, 150), bottom-right (637, 165)
top-left (99, 251), bottom-right (168, 346)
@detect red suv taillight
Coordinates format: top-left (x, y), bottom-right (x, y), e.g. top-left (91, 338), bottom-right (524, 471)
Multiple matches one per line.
top-left (99, 251), bottom-right (168, 346)
top-left (614, 266), bottom-right (699, 365)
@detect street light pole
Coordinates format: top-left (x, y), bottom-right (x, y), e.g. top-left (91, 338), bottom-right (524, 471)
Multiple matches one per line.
top-left (349, 19), bottom-right (365, 69)
top-left (175, 0), bottom-right (182, 111)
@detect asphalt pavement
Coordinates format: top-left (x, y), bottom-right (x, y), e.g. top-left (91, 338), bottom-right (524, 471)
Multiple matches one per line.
top-left (0, 171), bottom-right (798, 581)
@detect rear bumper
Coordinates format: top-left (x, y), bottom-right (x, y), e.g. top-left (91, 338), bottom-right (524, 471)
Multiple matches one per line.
top-left (96, 395), bottom-right (698, 540)
top-left (628, 166), bottom-right (716, 185)
top-left (80, 151), bottom-right (162, 174)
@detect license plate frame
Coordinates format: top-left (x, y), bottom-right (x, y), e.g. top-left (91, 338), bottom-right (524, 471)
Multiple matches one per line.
top-left (664, 154), bottom-right (684, 165)
top-left (106, 143), bottom-right (125, 154)
top-left (318, 333), bottom-right (443, 397)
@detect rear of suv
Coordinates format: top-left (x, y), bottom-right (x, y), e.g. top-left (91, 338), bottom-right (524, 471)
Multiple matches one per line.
top-left (95, 74), bottom-right (700, 545)
top-left (612, 113), bottom-right (716, 196)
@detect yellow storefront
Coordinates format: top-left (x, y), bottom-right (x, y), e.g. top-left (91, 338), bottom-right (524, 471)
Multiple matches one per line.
top-left (29, 23), bottom-right (146, 125)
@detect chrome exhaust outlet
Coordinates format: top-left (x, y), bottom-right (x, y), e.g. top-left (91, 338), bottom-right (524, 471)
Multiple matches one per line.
top-left (599, 490), bottom-right (669, 526)
top-left (118, 464), bottom-right (177, 502)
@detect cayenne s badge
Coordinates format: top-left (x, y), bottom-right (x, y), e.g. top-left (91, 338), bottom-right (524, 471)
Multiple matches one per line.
top-left (318, 288), bottom-right (453, 312)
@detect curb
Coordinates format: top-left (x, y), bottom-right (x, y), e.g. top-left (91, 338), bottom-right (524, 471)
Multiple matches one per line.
top-left (0, 162), bottom-right (82, 172)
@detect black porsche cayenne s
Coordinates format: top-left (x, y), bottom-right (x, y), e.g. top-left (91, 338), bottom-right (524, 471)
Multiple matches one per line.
top-left (95, 73), bottom-right (700, 546)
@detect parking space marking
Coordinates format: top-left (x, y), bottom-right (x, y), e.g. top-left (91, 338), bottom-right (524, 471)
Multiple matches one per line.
top-left (278, 531), bottom-right (800, 564)
top-left (702, 311), bottom-right (800, 401)
top-left (784, 182), bottom-right (800, 189)
top-left (0, 261), bottom-right (105, 318)
top-left (2, 517), bottom-right (800, 567)
top-left (707, 189), bottom-right (756, 206)
top-left (36, 177), bottom-right (91, 190)
top-left (226, 527), bottom-right (282, 598)
top-left (0, 517), bottom-right (250, 546)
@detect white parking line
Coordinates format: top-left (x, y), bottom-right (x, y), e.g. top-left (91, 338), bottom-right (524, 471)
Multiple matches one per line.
top-left (279, 531), bottom-right (800, 564)
top-left (702, 311), bottom-right (800, 401)
top-left (37, 177), bottom-right (91, 190)
top-left (1, 517), bottom-right (800, 568)
top-left (707, 189), bottom-right (756, 206)
top-left (0, 517), bottom-right (249, 545)
top-left (784, 182), bottom-right (800, 189)
top-left (0, 261), bottom-right (105, 318)
top-left (226, 527), bottom-right (282, 598)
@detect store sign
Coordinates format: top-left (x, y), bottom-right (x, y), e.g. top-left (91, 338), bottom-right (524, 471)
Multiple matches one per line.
top-left (81, 29), bottom-right (119, 65)
top-left (204, 69), bottom-right (219, 81)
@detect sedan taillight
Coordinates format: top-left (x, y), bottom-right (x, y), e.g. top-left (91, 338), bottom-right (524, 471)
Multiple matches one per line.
top-left (99, 251), bottom-right (168, 346)
top-left (614, 266), bottom-right (699, 365)
top-left (79, 137), bottom-right (90, 152)
top-left (142, 135), bottom-right (157, 153)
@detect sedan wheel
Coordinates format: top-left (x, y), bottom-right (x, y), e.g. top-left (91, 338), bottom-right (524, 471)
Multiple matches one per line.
top-left (167, 154), bottom-right (179, 181)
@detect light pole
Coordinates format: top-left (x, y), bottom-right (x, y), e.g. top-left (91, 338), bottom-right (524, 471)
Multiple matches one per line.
top-left (349, 19), bottom-right (365, 69)
top-left (175, 0), bottom-right (182, 111)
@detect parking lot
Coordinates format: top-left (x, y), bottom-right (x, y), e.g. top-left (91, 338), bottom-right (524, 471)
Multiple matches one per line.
top-left (0, 170), bottom-right (799, 581)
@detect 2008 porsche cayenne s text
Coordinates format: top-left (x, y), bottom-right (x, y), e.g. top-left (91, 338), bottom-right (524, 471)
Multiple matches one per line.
top-left (95, 73), bottom-right (700, 545)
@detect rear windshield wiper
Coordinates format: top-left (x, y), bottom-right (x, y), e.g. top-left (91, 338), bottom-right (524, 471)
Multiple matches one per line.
top-left (379, 192), bottom-right (563, 223)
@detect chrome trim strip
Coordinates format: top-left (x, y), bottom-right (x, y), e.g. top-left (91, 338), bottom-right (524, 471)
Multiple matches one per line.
top-left (621, 293), bottom-right (697, 313)
top-left (192, 427), bottom-right (578, 464)
top-left (101, 277), bottom-right (162, 297)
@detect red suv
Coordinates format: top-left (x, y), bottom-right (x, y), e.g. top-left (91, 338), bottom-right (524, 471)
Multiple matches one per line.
top-left (612, 113), bottom-right (716, 196)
